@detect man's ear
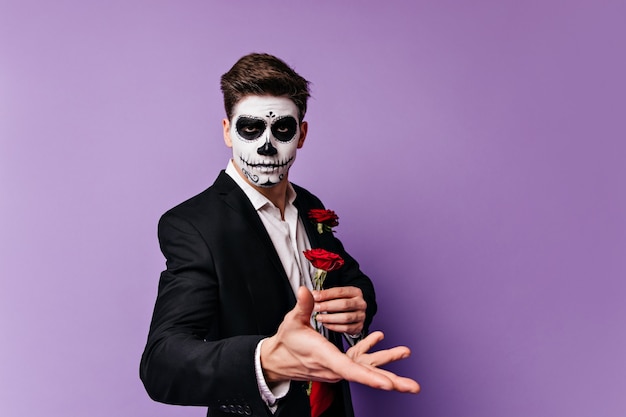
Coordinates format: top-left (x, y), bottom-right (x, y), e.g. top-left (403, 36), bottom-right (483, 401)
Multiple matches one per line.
top-left (223, 118), bottom-right (233, 148)
top-left (297, 121), bottom-right (308, 149)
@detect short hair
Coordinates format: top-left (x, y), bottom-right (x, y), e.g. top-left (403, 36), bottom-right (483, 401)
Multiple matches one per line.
top-left (220, 53), bottom-right (311, 122)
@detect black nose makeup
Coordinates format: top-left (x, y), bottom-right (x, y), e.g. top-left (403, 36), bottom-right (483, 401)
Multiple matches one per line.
top-left (257, 141), bottom-right (278, 156)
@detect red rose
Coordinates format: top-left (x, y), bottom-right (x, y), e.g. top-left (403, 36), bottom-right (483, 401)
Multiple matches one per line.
top-left (308, 209), bottom-right (339, 227)
top-left (303, 248), bottom-right (344, 272)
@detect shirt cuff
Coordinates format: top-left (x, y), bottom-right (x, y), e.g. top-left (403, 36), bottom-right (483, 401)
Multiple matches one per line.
top-left (254, 338), bottom-right (290, 413)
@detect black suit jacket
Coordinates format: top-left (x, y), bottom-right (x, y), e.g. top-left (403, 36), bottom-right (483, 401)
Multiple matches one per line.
top-left (140, 171), bottom-right (377, 417)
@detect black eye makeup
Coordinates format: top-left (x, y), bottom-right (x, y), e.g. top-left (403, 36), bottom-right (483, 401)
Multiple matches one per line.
top-left (236, 117), bottom-right (266, 140)
top-left (235, 115), bottom-right (298, 142)
top-left (271, 116), bottom-right (298, 142)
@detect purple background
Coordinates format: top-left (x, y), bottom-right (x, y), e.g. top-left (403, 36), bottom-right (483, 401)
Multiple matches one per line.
top-left (2, 1), bottom-right (625, 416)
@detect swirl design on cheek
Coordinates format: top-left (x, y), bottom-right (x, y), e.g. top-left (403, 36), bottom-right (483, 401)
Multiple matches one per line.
top-left (241, 167), bottom-right (259, 184)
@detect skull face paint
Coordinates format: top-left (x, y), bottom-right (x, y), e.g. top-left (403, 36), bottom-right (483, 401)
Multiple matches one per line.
top-left (229, 96), bottom-right (302, 187)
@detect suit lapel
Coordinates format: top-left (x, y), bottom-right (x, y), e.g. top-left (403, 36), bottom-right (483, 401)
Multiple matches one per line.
top-left (214, 171), bottom-right (296, 305)
top-left (294, 194), bottom-right (321, 249)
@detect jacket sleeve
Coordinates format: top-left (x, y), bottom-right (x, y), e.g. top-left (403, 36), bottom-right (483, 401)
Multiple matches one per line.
top-left (139, 211), bottom-right (269, 416)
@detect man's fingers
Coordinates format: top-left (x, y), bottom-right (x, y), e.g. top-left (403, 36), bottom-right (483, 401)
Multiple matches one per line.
top-left (347, 332), bottom-right (411, 366)
top-left (347, 331), bottom-right (385, 357)
top-left (350, 330), bottom-right (385, 353)
top-left (360, 346), bottom-right (411, 367)
top-left (315, 311), bottom-right (365, 326)
top-left (394, 375), bottom-right (421, 393)
top-left (313, 286), bottom-right (362, 302)
top-left (314, 296), bottom-right (366, 314)
top-left (328, 353), bottom-right (396, 390)
top-left (360, 364), bottom-right (421, 393)
top-left (331, 352), bottom-right (419, 393)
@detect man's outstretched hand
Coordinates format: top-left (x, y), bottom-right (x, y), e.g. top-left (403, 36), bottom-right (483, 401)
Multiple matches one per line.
top-left (260, 287), bottom-right (420, 394)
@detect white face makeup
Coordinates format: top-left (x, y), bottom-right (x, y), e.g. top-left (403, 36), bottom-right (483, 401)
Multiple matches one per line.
top-left (228, 96), bottom-right (301, 188)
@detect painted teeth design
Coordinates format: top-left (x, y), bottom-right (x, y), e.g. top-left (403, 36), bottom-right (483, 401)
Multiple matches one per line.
top-left (240, 156), bottom-right (294, 168)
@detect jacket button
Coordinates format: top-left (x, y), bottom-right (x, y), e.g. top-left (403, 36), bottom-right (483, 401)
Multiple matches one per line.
top-left (244, 405), bottom-right (252, 415)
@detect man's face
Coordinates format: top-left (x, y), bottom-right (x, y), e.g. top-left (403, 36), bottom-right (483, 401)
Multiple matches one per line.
top-left (225, 96), bottom-right (305, 188)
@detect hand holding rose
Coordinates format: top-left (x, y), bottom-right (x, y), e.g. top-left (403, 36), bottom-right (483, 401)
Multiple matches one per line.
top-left (313, 286), bottom-right (367, 336)
top-left (303, 249), bottom-right (367, 335)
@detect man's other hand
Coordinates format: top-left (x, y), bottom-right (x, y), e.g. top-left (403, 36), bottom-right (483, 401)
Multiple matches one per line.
top-left (260, 287), bottom-right (420, 394)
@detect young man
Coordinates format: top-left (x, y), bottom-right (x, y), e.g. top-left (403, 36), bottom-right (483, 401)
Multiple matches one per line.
top-left (140, 53), bottom-right (419, 417)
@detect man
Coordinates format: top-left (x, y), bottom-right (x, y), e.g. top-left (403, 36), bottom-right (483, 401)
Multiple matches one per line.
top-left (140, 53), bottom-right (419, 417)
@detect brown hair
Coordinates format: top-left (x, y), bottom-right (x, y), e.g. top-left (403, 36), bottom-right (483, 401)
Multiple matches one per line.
top-left (220, 53), bottom-right (311, 122)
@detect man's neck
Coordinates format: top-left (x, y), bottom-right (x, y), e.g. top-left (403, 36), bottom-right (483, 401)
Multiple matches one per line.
top-left (255, 180), bottom-right (288, 218)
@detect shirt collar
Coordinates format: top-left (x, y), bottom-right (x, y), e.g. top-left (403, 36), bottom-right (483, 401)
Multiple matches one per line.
top-left (225, 159), bottom-right (297, 211)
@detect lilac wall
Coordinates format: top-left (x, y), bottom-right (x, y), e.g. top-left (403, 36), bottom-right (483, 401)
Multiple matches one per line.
top-left (2, 1), bottom-right (624, 416)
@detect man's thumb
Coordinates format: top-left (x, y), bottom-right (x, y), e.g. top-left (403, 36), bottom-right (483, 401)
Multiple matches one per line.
top-left (292, 286), bottom-right (314, 323)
